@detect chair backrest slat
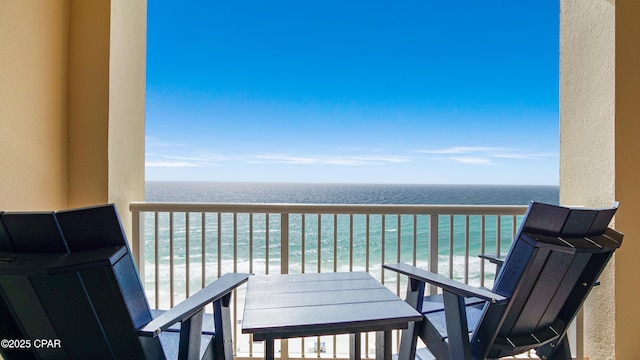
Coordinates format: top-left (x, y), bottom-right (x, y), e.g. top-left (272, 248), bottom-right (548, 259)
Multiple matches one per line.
top-left (110, 251), bottom-right (155, 329)
top-left (56, 205), bottom-right (129, 251)
top-left (1, 212), bottom-right (69, 253)
top-left (536, 252), bottom-right (591, 327)
top-left (495, 247), bottom-right (552, 338)
top-left (79, 257), bottom-right (154, 358)
top-left (492, 239), bottom-right (538, 298)
top-left (0, 274), bottom-right (63, 358)
top-left (558, 249), bottom-right (616, 322)
top-left (507, 251), bottom-right (579, 335)
top-left (30, 271), bottom-right (117, 358)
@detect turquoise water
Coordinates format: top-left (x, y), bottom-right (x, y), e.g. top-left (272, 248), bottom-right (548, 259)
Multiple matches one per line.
top-left (143, 182), bottom-right (556, 293)
top-left (145, 212), bottom-right (521, 280)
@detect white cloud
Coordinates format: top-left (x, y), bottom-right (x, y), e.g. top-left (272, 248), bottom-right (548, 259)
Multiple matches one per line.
top-left (450, 157), bottom-right (493, 164)
top-left (490, 154), bottom-right (528, 159)
top-left (418, 146), bottom-right (557, 164)
top-left (162, 155), bottom-right (212, 162)
top-left (146, 136), bottom-right (186, 148)
top-left (146, 137), bottom-right (230, 168)
top-left (418, 146), bottom-right (504, 154)
top-left (252, 154), bottom-right (410, 166)
top-left (492, 153), bottom-right (557, 159)
top-left (145, 161), bottom-right (199, 168)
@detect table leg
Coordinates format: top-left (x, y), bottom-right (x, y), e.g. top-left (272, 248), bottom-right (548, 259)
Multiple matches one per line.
top-left (265, 339), bottom-right (275, 360)
top-left (349, 333), bottom-right (362, 360)
top-left (375, 330), bottom-right (392, 360)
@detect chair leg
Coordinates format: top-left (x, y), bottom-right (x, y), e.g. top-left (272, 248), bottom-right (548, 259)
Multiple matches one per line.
top-left (397, 279), bottom-right (425, 360)
top-left (179, 308), bottom-right (204, 360)
top-left (442, 291), bottom-right (471, 359)
top-left (212, 293), bottom-right (234, 360)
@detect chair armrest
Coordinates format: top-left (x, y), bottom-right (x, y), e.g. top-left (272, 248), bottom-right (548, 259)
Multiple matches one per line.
top-left (139, 273), bottom-right (250, 337)
top-left (478, 254), bottom-right (505, 266)
top-left (384, 263), bottom-right (507, 304)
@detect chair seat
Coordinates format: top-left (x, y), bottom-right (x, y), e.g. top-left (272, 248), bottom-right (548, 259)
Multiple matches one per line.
top-left (419, 293), bottom-right (486, 341)
top-left (425, 302), bottom-right (485, 341)
top-left (159, 332), bottom-right (213, 359)
top-left (150, 310), bottom-right (218, 358)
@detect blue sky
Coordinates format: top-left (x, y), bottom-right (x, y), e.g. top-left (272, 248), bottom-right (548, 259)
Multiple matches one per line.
top-left (146, 1), bottom-right (559, 185)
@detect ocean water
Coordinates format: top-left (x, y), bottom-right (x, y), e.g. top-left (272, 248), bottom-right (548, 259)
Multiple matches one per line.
top-left (143, 182), bottom-right (558, 286)
top-left (146, 181), bottom-right (559, 205)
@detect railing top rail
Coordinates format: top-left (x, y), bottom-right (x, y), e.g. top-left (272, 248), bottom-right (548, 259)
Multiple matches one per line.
top-left (130, 201), bottom-right (528, 215)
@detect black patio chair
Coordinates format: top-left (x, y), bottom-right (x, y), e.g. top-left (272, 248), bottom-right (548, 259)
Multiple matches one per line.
top-left (0, 204), bottom-right (248, 360)
top-left (385, 201), bottom-right (623, 360)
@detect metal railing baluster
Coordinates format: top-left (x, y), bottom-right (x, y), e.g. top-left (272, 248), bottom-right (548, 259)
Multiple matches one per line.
top-left (185, 212), bottom-right (190, 298)
top-left (464, 215), bottom-right (470, 284)
top-left (428, 214), bottom-right (439, 295)
top-left (449, 215), bottom-right (454, 279)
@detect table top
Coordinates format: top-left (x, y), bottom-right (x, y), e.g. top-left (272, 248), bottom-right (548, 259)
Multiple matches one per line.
top-left (242, 272), bottom-right (422, 341)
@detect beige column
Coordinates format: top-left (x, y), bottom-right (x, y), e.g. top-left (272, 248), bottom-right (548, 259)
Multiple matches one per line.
top-left (559, 0), bottom-right (615, 358)
top-left (107, 0), bottom-right (147, 238)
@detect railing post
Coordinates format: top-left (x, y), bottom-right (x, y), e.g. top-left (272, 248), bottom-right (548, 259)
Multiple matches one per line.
top-left (131, 209), bottom-right (145, 280)
top-left (496, 215), bottom-right (502, 256)
top-left (281, 213), bottom-right (289, 275)
top-left (428, 214), bottom-right (439, 295)
top-left (575, 309), bottom-right (584, 359)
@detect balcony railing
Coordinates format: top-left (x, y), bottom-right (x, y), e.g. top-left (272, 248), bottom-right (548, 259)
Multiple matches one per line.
top-left (129, 202), bottom-right (580, 359)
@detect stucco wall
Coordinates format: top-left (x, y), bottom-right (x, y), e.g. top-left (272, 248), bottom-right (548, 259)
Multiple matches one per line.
top-left (0, 0), bottom-right (70, 210)
top-left (559, 0), bottom-right (615, 358)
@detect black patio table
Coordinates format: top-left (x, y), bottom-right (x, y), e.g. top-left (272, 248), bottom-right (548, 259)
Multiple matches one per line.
top-left (241, 271), bottom-right (422, 360)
